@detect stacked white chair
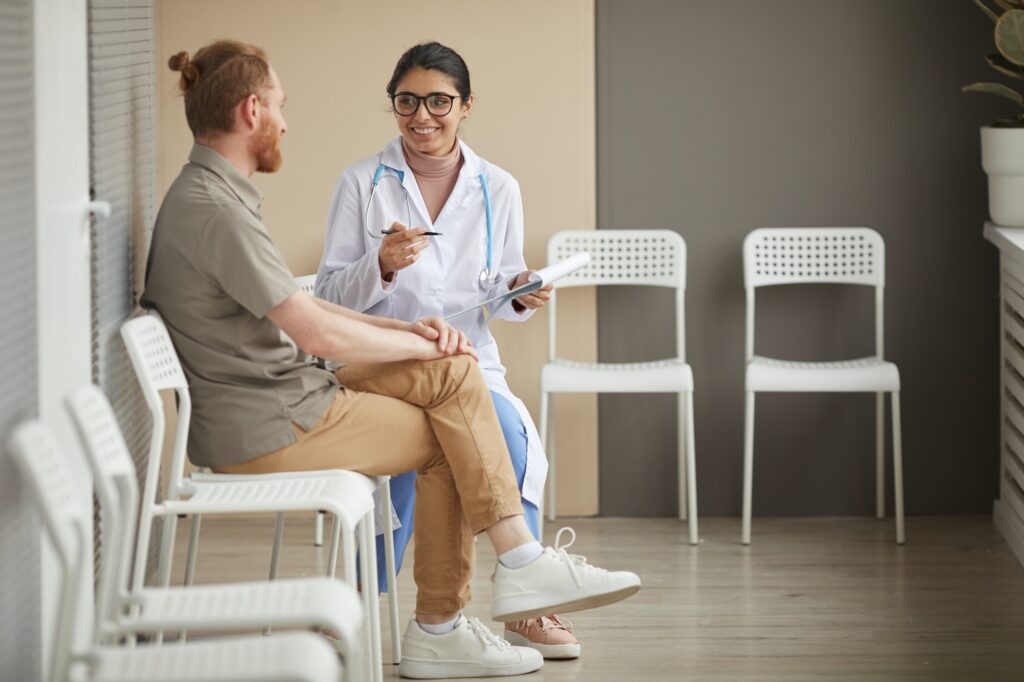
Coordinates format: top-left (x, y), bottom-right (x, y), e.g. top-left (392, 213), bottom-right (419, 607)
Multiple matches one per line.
top-left (65, 385), bottom-right (363, 660)
top-left (741, 227), bottom-right (905, 545)
top-left (120, 313), bottom-right (383, 682)
top-left (540, 230), bottom-right (698, 544)
top-left (6, 419), bottom-right (342, 682)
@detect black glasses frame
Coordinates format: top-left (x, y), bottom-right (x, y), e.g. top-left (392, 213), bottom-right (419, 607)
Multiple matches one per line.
top-left (391, 92), bottom-right (463, 117)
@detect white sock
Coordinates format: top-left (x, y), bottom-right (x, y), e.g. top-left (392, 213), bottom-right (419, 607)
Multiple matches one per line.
top-left (417, 613), bottom-right (461, 635)
top-left (498, 541), bottom-right (544, 569)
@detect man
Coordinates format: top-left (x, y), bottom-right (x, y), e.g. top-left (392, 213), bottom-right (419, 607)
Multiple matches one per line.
top-left (142, 40), bottom-right (640, 679)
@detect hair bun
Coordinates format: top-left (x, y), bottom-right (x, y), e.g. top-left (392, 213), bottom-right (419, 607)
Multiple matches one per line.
top-left (168, 51), bottom-right (199, 90)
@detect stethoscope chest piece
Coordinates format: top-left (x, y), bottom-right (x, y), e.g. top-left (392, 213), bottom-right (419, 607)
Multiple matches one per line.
top-left (478, 268), bottom-right (501, 289)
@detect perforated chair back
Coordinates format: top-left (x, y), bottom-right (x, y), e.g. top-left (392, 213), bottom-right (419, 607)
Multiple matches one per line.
top-left (742, 227), bottom-right (887, 362)
top-left (548, 229), bottom-right (686, 289)
top-left (120, 312), bottom-right (193, 592)
top-left (120, 314), bottom-right (189, 401)
top-left (546, 229), bottom-right (687, 362)
top-left (296, 274), bottom-right (317, 296)
top-left (66, 385), bottom-right (141, 638)
top-left (8, 421), bottom-right (89, 682)
top-left (743, 227), bottom-right (884, 289)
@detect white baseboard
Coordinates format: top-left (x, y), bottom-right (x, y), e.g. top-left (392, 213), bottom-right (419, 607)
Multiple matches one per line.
top-left (994, 499), bottom-right (1024, 569)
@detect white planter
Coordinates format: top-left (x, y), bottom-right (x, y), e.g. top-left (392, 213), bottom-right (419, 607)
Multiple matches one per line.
top-left (982, 126), bottom-right (1024, 228)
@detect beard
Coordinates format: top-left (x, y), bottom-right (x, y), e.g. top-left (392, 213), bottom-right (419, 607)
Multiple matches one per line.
top-left (253, 116), bottom-right (283, 173)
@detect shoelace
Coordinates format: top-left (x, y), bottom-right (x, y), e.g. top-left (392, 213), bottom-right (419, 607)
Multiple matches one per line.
top-left (553, 526), bottom-right (604, 588)
top-left (465, 616), bottom-right (512, 650)
top-left (539, 614), bottom-right (574, 633)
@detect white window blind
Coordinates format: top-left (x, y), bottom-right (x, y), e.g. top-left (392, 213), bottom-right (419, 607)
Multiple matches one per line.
top-left (87, 0), bottom-right (157, 579)
top-left (0, 1), bottom-right (41, 679)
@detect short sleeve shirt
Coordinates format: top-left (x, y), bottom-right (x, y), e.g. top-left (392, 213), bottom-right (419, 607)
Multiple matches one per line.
top-left (140, 143), bottom-right (339, 467)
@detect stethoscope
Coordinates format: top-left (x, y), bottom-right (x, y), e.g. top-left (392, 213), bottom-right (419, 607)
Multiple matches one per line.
top-left (365, 160), bottom-right (499, 289)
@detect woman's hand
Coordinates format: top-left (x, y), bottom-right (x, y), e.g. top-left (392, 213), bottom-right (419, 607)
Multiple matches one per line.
top-left (509, 270), bottom-right (553, 311)
top-left (378, 222), bottom-right (430, 281)
top-left (409, 316), bottom-right (477, 361)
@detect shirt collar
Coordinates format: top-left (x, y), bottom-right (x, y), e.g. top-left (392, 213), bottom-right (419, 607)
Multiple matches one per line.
top-left (188, 143), bottom-right (263, 214)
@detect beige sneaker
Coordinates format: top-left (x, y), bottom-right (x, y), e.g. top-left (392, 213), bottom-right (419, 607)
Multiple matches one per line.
top-left (504, 615), bottom-right (580, 659)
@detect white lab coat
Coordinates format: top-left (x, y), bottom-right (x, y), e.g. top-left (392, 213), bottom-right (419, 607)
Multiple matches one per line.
top-left (315, 136), bottom-right (548, 508)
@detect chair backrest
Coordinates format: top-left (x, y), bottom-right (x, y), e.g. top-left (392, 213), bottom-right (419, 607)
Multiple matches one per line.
top-left (65, 385), bottom-right (140, 641)
top-left (296, 273), bottom-right (317, 296)
top-left (8, 421), bottom-right (88, 682)
top-left (120, 312), bottom-right (192, 592)
top-left (545, 229), bottom-right (687, 362)
top-left (742, 227), bottom-right (886, 361)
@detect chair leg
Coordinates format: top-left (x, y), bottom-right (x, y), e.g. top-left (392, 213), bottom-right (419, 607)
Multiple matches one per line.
top-left (685, 391), bottom-right (698, 545)
top-left (314, 510), bottom-right (325, 547)
top-left (360, 513), bottom-right (384, 682)
top-left (678, 392), bottom-right (687, 523)
top-left (154, 514), bottom-right (179, 645)
top-left (892, 392), bottom-right (906, 544)
top-left (380, 480), bottom-right (401, 664)
top-left (741, 391), bottom-right (755, 545)
top-left (183, 514), bottom-right (202, 586)
top-left (269, 512), bottom-right (285, 581)
top-left (156, 514), bottom-right (179, 588)
top-left (876, 392), bottom-right (885, 520)
top-left (541, 390), bottom-right (556, 522)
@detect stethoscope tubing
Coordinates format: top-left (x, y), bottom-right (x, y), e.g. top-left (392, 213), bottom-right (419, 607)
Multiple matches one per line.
top-left (367, 159), bottom-right (498, 289)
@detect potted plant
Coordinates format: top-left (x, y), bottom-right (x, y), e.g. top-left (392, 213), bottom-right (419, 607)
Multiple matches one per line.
top-left (964, 1), bottom-right (1024, 226)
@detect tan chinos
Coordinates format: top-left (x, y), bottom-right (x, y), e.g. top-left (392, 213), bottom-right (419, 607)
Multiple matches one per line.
top-left (215, 354), bottom-right (524, 614)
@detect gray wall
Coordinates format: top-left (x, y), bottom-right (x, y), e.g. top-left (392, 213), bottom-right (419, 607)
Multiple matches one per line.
top-left (596, 0), bottom-right (1006, 516)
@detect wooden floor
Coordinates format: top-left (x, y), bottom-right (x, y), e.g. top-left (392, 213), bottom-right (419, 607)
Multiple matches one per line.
top-left (171, 516), bottom-right (1024, 681)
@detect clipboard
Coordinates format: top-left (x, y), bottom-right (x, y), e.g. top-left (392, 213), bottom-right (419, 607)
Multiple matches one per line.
top-left (444, 252), bottom-right (591, 321)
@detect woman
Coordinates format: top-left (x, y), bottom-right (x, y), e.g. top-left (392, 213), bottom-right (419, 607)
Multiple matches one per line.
top-left (315, 42), bottom-right (580, 659)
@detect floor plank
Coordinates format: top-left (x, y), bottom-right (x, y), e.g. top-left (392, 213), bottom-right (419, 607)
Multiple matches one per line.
top-left (169, 516), bottom-right (1024, 681)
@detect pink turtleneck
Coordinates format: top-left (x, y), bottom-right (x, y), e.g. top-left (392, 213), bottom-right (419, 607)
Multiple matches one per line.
top-left (402, 139), bottom-right (464, 223)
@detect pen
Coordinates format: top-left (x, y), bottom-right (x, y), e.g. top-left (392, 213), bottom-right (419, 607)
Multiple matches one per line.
top-left (381, 229), bottom-right (443, 236)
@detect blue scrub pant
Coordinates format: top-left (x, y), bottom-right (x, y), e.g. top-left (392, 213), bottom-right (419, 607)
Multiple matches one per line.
top-left (374, 391), bottom-right (540, 591)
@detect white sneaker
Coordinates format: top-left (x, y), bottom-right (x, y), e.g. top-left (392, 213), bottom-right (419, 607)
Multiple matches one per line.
top-left (491, 527), bottom-right (641, 622)
top-left (398, 616), bottom-right (544, 679)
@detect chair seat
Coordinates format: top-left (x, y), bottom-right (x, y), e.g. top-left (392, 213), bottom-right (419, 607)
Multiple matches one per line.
top-left (90, 632), bottom-right (340, 682)
top-left (746, 355), bottom-right (900, 392)
top-left (190, 468), bottom-right (382, 495)
top-left (122, 577), bottom-right (362, 656)
top-left (542, 358), bottom-right (693, 393)
top-left (164, 475), bottom-right (374, 527)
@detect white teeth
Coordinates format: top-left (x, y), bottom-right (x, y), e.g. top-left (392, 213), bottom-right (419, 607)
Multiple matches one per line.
top-left (413, 127), bottom-right (437, 134)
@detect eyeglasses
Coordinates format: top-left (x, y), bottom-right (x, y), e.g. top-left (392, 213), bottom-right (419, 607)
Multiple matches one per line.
top-left (391, 92), bottom-right (462, 117)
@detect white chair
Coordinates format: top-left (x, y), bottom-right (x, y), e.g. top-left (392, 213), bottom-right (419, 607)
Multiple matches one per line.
top-left (741, 227), bottom-right (905, 545)
top-left (296, 272), bottom-right (401, 665)
top-left (120, 313), bottom-right (383, 682)
top-left (540, 230), bottom-right (698, 544)
top-left (65, 385), bottom-right (363, 662)
top-left (6, 419), bottom-right (342, 682)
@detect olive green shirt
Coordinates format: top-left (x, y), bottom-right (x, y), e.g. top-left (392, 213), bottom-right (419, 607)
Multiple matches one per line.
top-left (140, 143), bottom-right (338, 467)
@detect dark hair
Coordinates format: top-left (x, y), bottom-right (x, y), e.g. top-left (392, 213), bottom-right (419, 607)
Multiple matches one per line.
top-left (386, 42), bottom-right (471, 100)
top-left (168, 39), bottom-right (272, 138)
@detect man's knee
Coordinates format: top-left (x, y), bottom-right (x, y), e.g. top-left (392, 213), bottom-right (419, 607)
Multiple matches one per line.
top-left (423, 353), bottom-right (479, 383)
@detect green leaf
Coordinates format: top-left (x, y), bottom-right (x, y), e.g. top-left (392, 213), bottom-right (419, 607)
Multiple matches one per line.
top-left (987, 51), bottom-right (1024, 78)
top-left (996, 0), bottom-right (1024, 12)
top-left (976, 0), bottom-right (1000, 22)
top-left (963, 81), bottom-right (1024, 106)
top-left (996, 9), bottom-right (1024, 65)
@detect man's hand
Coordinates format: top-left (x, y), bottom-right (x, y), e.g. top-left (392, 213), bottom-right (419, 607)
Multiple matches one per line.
top-left (379, 222), bottom-right (430, 281)
top-left (509, 270), bottom-right (553, 311)
top-left (410, 316), bottom-right (478, 361)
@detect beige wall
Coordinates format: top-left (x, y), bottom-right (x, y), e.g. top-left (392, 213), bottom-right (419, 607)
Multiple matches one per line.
top-left (155, 1), bottom-right (599, 514)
